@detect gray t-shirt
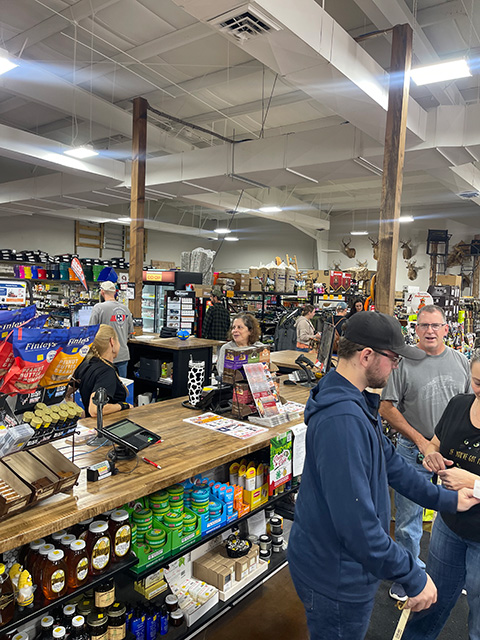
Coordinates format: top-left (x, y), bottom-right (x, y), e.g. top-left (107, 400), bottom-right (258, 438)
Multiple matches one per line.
top-left (381, 346), bottom-right (471, 439)
top-left (89, 301), bottom-right (134, 363)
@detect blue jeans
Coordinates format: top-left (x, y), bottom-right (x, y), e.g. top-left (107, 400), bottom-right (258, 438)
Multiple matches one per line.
top-left (296, 347), bottom-right (311, 353)
top-left (403, 514), bottom-right (480, 640)
top-left (395, 435), bottom-right (433, 569)
top-left (115, 361), bottom-right (128, 378)
top-left (290, 571), bottom-right (375, 640)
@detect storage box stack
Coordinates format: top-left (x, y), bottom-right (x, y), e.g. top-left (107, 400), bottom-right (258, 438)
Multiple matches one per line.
top-left (239, 273), bottom-right (250, 291)
top-left (427, 284), bottom-right (460, 323)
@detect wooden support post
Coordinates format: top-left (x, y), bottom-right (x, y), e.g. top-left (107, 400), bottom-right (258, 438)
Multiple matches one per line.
top-left (473, 256), bottom-right (480, 298)
top-left (375, 24), bottom-right (413, 315)
top-left (129, 97), bottom-right (147, 325)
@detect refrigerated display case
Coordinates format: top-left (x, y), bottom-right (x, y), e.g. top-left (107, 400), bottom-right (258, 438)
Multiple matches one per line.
top-left (141, 283), bottom-right (174, 333)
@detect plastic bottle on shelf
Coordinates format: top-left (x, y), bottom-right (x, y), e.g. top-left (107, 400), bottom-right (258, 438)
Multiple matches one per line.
top-left (37, 616), bottom-right (55, 640)
top-left (65, 540), bottom-right (89, 589)
top-left (108, 510), bottom-right (131, 562)
top-left (32, 544), bottom-right (55, 588)
top-left (25, 539), bottom-right (46, 573)
top-left (52, 627), bottom-right (66, 640)
top-left (69, 616), bottom-right (88, 640)
top-left (41, 550), bottom-right (68, 600)
top-left (86, 521), bottom-right (111, 576)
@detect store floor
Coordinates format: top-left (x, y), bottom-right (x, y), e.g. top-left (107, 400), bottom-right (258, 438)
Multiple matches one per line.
top-left (193, 531), bottom-right (469, 640)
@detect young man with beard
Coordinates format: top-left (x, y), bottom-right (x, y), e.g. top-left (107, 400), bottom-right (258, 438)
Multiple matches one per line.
top-left (380, 305), bottom-right (470, 601)
top-left (288, 312), bottom-right (480, 640)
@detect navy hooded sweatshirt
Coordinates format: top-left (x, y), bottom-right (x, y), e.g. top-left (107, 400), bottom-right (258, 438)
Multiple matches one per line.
top-left (288, 370), bottom-right (458, 603)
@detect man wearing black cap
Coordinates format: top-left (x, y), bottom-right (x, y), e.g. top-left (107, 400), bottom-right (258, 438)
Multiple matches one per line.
top-left (288, 312), bottom-right (479, 640)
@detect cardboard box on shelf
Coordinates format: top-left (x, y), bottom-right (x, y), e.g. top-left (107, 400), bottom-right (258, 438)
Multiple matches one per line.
top-left (436, 274), bottom-right (462, 288)
top-left (250, 278), bottom-right (262, 291)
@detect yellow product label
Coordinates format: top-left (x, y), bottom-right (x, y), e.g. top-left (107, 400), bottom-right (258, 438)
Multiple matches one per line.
top-left (108, 624), bottom-right (126, 640)
top-left (76, 557), bottom-right (88, 581)
top-left (115, 525), bottom-right (131, 558)
top-left (37, 355), bottom-right (44, 362)
top-left (92, 537), bottom-right (110, 570)
top-left (51, 569), bottom-right (65, 593)
top-left (91, 632), bottom-right (108, 640)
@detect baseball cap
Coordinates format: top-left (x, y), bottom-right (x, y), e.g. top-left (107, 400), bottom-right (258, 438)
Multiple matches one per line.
top-left (344, 311), bottom-right (425, 360)
top-left (211, 286), bottom-right (224, 298)
top-left (337, 301), bottom-right (348, 310)
top-left (100, 281), bottom-right (116, 292)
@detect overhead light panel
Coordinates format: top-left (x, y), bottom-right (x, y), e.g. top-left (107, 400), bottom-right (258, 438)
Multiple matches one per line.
top-left (353, 157), bottom-right (383, 177)
top-left (285, 168), bottom-right (319, 184)
top-left (229, 173), bottom-right (270, 189)
top-left (259, 206), bottom-right (282, 213)
top-left (350, 230), bottom-right (368, 236)
top-left (225, 236), bottom-right (239, 242)
top-left (117, 217), bottom-right (131, 223)
top-left (64, 145), bottom-right (99, 159)
top-left (214, 227), bottom-right (231, 234)
top-left (0, 49), bottom-right (18, 76)
top-left (183, 181), bottom-right (218, 194)
top-left (399, 215), bottom-right (414, 223)
top-left (410, 58), bottom-right (471, 86)
top-left (145, 188), bottom-right (175, 199)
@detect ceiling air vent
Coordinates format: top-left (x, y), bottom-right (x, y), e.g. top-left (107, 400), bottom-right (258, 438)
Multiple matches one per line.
top-left (458, 190), bottom-right (480, 199)
top-left (209, 5), bottom-right (282, 42)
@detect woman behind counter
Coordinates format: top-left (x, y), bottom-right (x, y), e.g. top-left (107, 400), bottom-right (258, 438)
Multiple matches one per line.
top-left (295, 304), bottom-right (321, 352)
top-left (404, 351), bottom-right (480, 640)
top-left (217, 313), bottom-right (263, 378)
top-left (72, 324), bottom-right (132, 417)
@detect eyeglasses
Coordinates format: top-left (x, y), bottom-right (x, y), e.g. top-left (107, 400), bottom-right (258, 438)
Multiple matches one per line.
top-left (416, 323), bottom-right (446, 331)
top-left (372, 349), bottom-right (402, 366)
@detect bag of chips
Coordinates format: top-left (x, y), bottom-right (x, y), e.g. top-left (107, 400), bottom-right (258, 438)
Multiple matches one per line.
top-left (0, 306), bottom-right (37, 382)
top-left (0, 327), bottom-right (69, 395)
top-left (24, 314), bottom-right (49, 329)
top-left (40, 325), bottom-right (99, 388)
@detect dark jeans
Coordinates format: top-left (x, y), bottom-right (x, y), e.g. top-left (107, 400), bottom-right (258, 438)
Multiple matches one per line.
top-left (115, 361), bottom-right (128, 378)
top-left (290, 571), bottom-right (375, 640)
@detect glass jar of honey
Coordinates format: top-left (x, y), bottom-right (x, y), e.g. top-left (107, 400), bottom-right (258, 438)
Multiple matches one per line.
top-left (66, 540), bottom-right (89, 589)
top-left (42, 549), bottom-right (68, 600)
top-left (108, 511), bottom-right (131, 562)
top-left (87, 521), bottom-right (111, 575)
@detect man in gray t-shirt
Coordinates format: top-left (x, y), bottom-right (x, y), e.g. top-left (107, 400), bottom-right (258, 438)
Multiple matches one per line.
top-left (89, 281), bottom-right (134, 378)
top-left (379, 305), bottom-right (470, 602)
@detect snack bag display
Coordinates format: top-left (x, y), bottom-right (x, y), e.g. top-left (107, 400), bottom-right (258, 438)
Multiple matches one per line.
top-left (0, 306), bottom-right (37, 382)
top-left (24, 314), bottom-right (49, 329)
top-left (40, 325), bottom-right (99, 388)
top-left (0, 327), bottom-right (69, 395)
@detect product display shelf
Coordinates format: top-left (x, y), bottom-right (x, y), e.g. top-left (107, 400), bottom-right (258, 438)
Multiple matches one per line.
top-left (127, 487), bottom-right (297, 579)
top-left (0, 553), bottom-right (138, 636)
top-left (156, 549), bottom-right (288, 640)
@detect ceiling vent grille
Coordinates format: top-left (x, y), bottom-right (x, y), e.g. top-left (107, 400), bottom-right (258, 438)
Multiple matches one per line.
top-left (458, 190), bottom-right (480, 199)
top-left (209, 5), bottom-right (282, 42)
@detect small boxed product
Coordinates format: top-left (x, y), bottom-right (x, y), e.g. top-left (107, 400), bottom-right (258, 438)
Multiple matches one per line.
top-left (222, 345), bottom-right (270, 384)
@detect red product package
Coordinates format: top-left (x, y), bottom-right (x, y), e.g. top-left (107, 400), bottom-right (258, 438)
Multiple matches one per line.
top-left (0, 327), bottom-right (69, 395)
top-left (0, 306), bottom-right (37, 383)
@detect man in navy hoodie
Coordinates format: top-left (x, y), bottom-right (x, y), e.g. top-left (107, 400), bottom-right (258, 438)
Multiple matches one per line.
top-left (288, 312), bottom-right (480, 640)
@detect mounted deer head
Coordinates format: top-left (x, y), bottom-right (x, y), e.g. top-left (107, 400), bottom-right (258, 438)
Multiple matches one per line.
top-left (368, 236), bottom-right (379, 261)
top-left (355, 260), bottom-right (369, 282)
top-left (332, 260), bottom-right (342, 271)
top-left (406, 259), bottom-right (418, 281)
top-left (342, 237), bottom-right (356, 259)
top-left (447, 241), bottom-right (469, 268)
top-left (401, 239), bottom-right (412, 260)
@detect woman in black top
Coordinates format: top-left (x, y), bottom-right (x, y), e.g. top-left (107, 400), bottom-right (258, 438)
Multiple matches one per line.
top-left (73, 324), bottom-right (131, 417)
top-left (404, 353), bottom-right (480, 640)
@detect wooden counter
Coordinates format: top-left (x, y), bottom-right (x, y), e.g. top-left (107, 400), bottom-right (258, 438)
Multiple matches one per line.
top-left (270, 349), bottom-right (318, 370)
top-left (129, 336), bottom-right (224, 350)
top-left (0, 385), bottom-right (308, 553)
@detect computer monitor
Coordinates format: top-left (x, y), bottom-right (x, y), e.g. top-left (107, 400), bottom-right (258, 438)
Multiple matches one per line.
top-left (317, 322), bottom-right (335, 373)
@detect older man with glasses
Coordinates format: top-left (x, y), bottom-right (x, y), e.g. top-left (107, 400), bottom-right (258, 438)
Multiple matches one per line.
top-left (380, 304), bottom-right (471, 603)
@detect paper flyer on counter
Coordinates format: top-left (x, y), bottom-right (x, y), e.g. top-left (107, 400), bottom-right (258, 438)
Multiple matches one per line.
top-left (183, 412), bottom-right (268, 439)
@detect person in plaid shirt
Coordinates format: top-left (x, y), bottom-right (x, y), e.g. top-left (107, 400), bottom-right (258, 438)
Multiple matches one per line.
top-left (202, 286), bottom-right (230, 340)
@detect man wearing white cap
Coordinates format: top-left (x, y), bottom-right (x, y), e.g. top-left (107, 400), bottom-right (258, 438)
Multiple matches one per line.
top-left (89, 281), bottom-right (133, 377)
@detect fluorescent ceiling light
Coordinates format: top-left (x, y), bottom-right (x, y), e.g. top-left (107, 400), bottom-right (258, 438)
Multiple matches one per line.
top-left (225, 236), bottom-right (239, 242)
top-left (350, 230), bottom-right (368, 235)
top-left (353, 157), bottom-right (383, 177)
top-left (259, 206), bottom-right (282, 213)
top-left (399, 215), bottom-right (414, 223)
top-left (117, 217), bottom-right (131, 223)
top-left (410, 58), bottom-right (471, 86)
top-left (229, 173), bottom-right (270, 189)
top-left (285, 168), bottom-right (319, 184)
top-left (214, 227), bottom-right (231, 234)
top-left (183, 180), bottom-right (218, 194)
top-left (0, 49), bottom-right (18, 76)
top-left (64, 146), bottom-right (98, 159)
top-left (145, 188), bottom-right (175, 199)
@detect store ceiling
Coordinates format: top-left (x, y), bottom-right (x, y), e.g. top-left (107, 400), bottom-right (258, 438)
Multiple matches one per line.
top-left (0, 0), bottom-right (479, 240)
